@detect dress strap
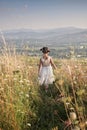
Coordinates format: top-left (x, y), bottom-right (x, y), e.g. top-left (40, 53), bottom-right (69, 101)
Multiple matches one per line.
top-left (41, 56), bottom-right (51, 66)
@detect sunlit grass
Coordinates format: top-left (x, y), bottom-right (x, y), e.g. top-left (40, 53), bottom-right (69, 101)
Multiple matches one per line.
top-left (0, 33), bottom-right (87, 130)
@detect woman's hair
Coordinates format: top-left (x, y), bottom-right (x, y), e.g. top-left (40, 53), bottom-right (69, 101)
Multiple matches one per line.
top-left (40, 47), bottom-right (50, 53)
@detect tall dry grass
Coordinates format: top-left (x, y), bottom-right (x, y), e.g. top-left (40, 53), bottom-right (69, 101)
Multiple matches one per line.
top-left (0, 32), bottom-right (38, 130)
top-left (55, 58), bottom-right (87, 129)
top-left (0, 54), bottom-right (38, 130)
top-left (0, 54), bottom-right (87, 130)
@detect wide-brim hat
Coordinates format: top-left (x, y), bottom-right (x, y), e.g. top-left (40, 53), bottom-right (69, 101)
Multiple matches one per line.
top-left (40, 47), bottom-right (50, 53)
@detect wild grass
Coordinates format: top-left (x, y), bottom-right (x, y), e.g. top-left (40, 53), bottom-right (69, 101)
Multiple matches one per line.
top-left (0, 53), bottom-right (38, 130)
top-left (0, 32), bottom-right (87, 130)
top-left (0, 51), bottom-right (87, 130)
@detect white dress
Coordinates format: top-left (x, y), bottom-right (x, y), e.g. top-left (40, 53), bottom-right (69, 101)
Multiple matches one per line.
top-left (39, 56), bottom-right (55, 85)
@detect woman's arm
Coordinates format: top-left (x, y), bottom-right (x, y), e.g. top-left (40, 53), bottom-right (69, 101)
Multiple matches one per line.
top-left (50, 57), bottom-right (57, 69)
top-left (38, 59), bottom-right (42, 76)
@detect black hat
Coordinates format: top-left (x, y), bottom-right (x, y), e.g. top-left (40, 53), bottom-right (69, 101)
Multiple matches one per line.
top-left (40, 47), bottom-right (50, 53)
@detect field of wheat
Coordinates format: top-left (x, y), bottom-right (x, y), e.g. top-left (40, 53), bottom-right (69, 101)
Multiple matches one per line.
top-left (0, 50), bottom-right (87, 130)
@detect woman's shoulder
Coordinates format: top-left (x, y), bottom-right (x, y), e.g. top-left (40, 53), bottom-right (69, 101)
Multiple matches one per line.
top-left (48, 56), bottom-right (52, 60)
top-left (40, 57), bottom-right (44, 62)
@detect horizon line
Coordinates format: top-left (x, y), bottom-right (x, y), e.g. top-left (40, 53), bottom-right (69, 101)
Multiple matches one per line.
top-left (1, 26), bottom-right (87, 32)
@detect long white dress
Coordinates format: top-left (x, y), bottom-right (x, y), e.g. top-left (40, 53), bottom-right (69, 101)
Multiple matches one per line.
top-left (39, 56), bottom-right (55, 85)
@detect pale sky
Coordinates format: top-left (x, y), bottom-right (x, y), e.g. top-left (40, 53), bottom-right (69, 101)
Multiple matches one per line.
top-left (0, 0), bottom-right (87, 30)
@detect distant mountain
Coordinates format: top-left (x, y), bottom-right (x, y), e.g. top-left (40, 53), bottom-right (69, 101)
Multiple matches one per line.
top-left (3, 27), bottom-right (87, 38)
top-left (1, 27), bottom-right (87, 47)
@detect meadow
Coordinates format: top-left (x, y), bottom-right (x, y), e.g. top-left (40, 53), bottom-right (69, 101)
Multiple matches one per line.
top-left (0, 49), bottom-right (87, 130)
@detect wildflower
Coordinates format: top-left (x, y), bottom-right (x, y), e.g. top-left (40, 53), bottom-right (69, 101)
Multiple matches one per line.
top-left (27, 123), bottom-right (31, 127)
top-left (0, 88), bottom-right (4, 91)
top-left (85, 121), bottom-right (87, 124)
top-left (75, 65), bottom-right (78, 68)
top-left (26, 80), bottom-right (30, 83)
top-left (29, 66), bottom-right (33, 69)
top-left (13, 78), bottom-right (17, 81)
top-left (69, 110), bottom-right (77, 121)
top-left (70, 107), bottom-right (74, 110)
top-left (19, 80), bottom-right (24, 83)
top-left (24, 79), bottom-right (30, 83)
top-left (17, 65), bottom-right (21, 69)
top-left (66, 102), bottom-right (70, 107)
top-left (26, 94), bottom-right (29, 98)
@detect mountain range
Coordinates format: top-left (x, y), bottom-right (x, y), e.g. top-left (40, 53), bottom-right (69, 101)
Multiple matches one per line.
top-left (1, 27), bottom-right (87, 47)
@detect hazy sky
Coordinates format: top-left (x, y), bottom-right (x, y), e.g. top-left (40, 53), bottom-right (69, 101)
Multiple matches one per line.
top-left (0, 0), bottom-right (87, 30)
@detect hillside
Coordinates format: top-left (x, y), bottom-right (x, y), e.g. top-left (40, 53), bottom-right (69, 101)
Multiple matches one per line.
top-left (1, 27), bottom-right (87, 46)
top-left (0, 27), bottom-right (87, 58)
